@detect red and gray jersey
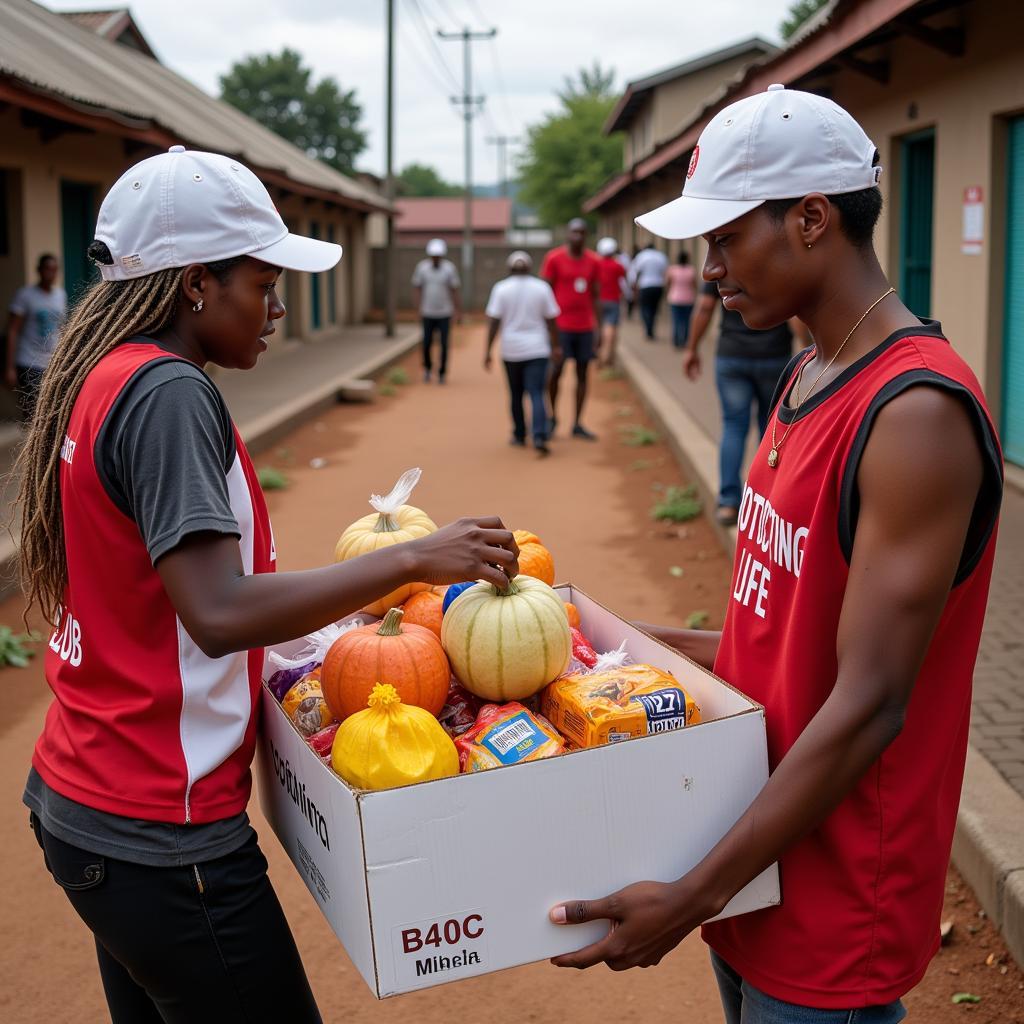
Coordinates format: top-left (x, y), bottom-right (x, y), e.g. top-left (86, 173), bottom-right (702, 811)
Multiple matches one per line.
top-left (33, 342), bottom-right (276, 825)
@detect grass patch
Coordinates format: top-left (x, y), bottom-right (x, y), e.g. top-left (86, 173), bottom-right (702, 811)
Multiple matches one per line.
top-left (257, 467), bottom-right (289, 491)
top-left (629, 459), bottom-right (653, 472)
top-left (378, 384), bottom-right (397, 397)
top-left (684, 610), bottom-right (709, 630)
top-left (620, 424), bottom-right (659, 447)
top-left (386, 367), bottom-right (410, 386)
top-left (0, 626), bottom-right (39, 668)
top-left (651, 484), bottom-right (702, 523)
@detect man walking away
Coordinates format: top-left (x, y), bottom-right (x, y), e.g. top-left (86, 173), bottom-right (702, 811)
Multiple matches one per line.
top-left (684, 280), bottom-right (802, 525)
top-left (484, 251), bottom-right (560, 456)
top-left (596, 236), bottom-right (627, 366)
top-left (666, 251), bottom-right (697, 350)
top-left (6, 254), bottom-right (66, 423)
top-left (540, 218), bottom-right (601, 440)
top-left (629, 242), bottom-right (668, 340)
top-left (411, 238), bottom-right (461, 383)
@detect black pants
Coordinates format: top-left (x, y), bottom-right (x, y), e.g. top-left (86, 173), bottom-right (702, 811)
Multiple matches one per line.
top-left (504, 357), bottom-right (549, 445)
top-left (422, 316), bottom-right (451, 377)
top-left (30, 813), bottom-right (321, 1024)
top-left (638, 286), bottom-right (664, 339)
top-left (16, 364), bottom-right (45, 423)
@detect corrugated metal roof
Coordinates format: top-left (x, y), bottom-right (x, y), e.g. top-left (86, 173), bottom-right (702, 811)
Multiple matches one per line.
top-left (396, 198), bottom-right (512, 231)
top-left (59, 9), bottom-right (126, 36)
top-left (1, 0), bottom-right (390, 213)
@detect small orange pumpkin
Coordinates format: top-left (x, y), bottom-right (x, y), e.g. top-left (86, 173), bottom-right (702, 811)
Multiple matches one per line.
top-left (401, 588), bottom-right (445, 640)
top-left (564, 602), bottom-right (581, 628)
top-left (513, 530), bottom-right (555, 585)
top-left (321, 608), bottom-right (450, 721)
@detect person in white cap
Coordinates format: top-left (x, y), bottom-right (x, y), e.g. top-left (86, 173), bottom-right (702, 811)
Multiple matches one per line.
top-left (549, 86), bottom-right (1002, 1024)
top-left (484, 250), bottom-right (560, 455)
top-left (595, 236), bottom-right (628, 366)
top-left (628, 241), bottom-right (669, 340)
top-left (411, 237), bottom-right (462, 383)
top-left (14, 146), bottom-right (520, 1024)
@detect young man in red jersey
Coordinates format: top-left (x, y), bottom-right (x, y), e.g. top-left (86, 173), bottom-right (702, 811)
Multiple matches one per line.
top-left (550, 84), bottom-right (1002, 1024)
top-left (541, 218), bottom-right (601, 439)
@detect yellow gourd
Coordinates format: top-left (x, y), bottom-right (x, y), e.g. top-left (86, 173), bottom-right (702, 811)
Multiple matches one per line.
top-left (330, 683), bottom-right (458, 790)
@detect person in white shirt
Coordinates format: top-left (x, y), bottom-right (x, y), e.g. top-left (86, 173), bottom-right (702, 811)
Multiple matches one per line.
top-left (484, 251), bottom-right (560, 456)
top-left (628, 243), bottom-right (669, 340)
top-left (411, 238), bottom-right (462, 383)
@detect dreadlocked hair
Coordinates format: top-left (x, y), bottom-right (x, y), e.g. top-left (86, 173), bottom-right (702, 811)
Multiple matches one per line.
top-left (14, 242), bottom-right (244, 625)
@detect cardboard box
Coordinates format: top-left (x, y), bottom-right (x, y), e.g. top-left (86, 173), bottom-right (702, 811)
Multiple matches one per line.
top-left (257, 585), bottom-right (779, 998)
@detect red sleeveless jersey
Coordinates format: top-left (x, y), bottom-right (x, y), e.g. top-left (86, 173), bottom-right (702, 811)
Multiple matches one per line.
top-left (702, 325), bottom-right (1002, 1008)
top-left (32, 343), bottom-right (276, 825)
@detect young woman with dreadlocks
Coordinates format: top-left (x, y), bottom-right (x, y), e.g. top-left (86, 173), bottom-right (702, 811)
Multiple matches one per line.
top-left (17, 147), bottom-right (519, 1024)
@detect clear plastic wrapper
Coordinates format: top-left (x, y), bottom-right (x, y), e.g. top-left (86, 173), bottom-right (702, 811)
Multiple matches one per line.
top-left (437, 679), bottom-right (485, 738)
top-left (455, 702), bottom-right (564, 772)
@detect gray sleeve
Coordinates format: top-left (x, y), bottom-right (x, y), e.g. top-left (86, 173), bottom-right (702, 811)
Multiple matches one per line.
top-left (447, 262), bottom-right (461, 288)
top-left (97, 360), bottom-right (240, 564)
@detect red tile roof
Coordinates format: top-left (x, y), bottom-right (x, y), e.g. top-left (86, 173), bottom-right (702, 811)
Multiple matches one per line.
top-left (396, 197), bottom-right (513, 232)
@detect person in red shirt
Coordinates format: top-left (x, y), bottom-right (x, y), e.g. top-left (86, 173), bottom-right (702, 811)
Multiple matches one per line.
top-left (548, 86), bottom-right (1001, 1024)
top-left (16, 147), bottom-right (519, 1024)
top-left (595, 236), bottom-right (627, 367)
top-left (541, 218), bottom-right (601, 440)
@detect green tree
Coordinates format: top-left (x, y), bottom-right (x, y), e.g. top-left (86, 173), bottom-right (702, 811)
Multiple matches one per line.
top-left (219, 48), bottom-right (367, 173)
top-left (518, 62), bottom-right (621, 229)
top-left (396, 163), bottom-right (462, 197)
top-left (780, 0), bottom-right (830, 40)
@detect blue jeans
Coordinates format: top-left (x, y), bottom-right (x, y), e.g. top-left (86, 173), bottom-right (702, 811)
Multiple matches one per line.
top-left (504, 357), bottom-right (549, 445)
top-left (715, 353), bottom-right (792, 509)
top-left (670, 303), bottom-right (693, 348)
top-left (711, 952), bottom-right (907, 1024)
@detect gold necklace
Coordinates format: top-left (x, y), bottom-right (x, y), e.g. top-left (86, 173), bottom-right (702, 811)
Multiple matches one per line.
top-left (768, 287), bottom-right (896, 469)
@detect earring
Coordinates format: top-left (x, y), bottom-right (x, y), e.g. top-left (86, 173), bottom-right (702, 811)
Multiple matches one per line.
top-left (193, 298), bottom-right (204, 313)
top-left (806, 244), bottom-right (813, 250)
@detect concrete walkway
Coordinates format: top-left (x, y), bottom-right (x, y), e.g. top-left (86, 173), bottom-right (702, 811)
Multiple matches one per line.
top-left (616, 315), bottom-right (1024, 967)
top-left (0, 323), bottom-right (419, 594)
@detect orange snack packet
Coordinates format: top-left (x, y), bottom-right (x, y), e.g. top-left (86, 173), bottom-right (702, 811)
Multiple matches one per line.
top-left (541, 663), bottom-right (700, 749)
top-left (456, 702), bottom-right (564, 772)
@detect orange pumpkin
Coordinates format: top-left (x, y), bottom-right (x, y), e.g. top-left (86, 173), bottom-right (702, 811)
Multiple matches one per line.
top-left (321, 607), bottom-right (449, 721)
top-left (564, 602), bottom-right (581, 628)
top-left (513, 530), bottom-right (555, 585)
top-left (401, 588), bottom-right (445, 640)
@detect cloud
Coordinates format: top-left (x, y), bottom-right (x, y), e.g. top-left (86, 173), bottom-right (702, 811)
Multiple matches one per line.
top-left (43, 0), bottom-right (794, 183)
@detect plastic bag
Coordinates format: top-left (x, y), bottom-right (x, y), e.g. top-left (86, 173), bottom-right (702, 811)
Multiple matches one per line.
top-left (267, 618), bottom-right (368, 682)
top-left (568, 626), bottom-right (599, 672)
top-left (542, 660), bottom-right (700, 749)
top-left (281, 672), bottom-right (334, 736)
top-left (369, 467), bottom-right (422, 520)
top-left (268, 659), bottom-right (320, 702)
top-left (456, 702), bottom-right (564, 772)
top-left (438, 679), bottom-right (485, 738)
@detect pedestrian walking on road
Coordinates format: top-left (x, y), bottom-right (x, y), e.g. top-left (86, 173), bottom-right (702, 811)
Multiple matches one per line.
top-left (15, 146), bottom-right (519, 1024)
top-left (629, 242), bottom-right (668, 339)
top-left (541, 218), bottom-right (601, 440)
top-left (684, 279), bottom-right (803, 525)
top-left (665, 250), bottom-right (697, 350)
top-left (5, 253), bottom-right (66, 422)
top-left (550, 85), bottom-right (1002, 1024)
top-left (412, 237), bottom-right (462, 383)
top-left (595, 236), bottom-right (627, 367)
top-left (484, 250), bottom-right (560, 456)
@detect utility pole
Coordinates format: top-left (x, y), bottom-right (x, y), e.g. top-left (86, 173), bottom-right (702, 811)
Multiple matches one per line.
top-left (383, 0), bottom-right (396, 337)
top-left (438, 25), bottom-right (496, 310)
top-left (485, 135), bottom-right (521, 197)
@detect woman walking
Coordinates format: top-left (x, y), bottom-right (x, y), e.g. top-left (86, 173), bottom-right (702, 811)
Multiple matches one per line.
top-left (665, 250), bottom-right (697, 349)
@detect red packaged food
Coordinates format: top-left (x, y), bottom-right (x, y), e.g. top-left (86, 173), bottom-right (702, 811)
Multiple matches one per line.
top-left (307, 722), bottom-right (340, 761)
top-left (569, 626), bottom-right (598, 670)
top-left (455, 702), bottom-right (564, 772)
top-left (438, 679), bottom-right (485, 738)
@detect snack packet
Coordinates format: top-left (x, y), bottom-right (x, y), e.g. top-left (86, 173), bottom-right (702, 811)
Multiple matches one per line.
top-left (541, 655), bottom-right (700, 748)
top-left (456, 702), bottom-right (564, 772)
top-left (281, 672), bottom-right (334, 736)
top-left (307, 722), bottom-right (340, 761)
top-left (437, 679), bottom-right (485, 738)
top-left (568, 626), bottom-right (598, 671)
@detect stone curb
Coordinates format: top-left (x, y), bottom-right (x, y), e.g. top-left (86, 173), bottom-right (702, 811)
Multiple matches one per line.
top-left (618, 338), bottom-right (1024, 970)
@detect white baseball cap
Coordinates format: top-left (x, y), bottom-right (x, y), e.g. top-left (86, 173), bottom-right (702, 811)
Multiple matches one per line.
top-left (93, 146), bottom-right (342, 281)
top-left (426, 238), bottom-right (448, 256)
top-left (636, 84), bottom-right (882, 240)
top-left (506, 249), bottom-right (532, 269)
top-left (596, 236), bottom-right (618, 256)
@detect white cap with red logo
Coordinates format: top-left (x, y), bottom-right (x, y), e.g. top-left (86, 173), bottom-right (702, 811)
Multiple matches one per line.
top-left (94, 146), bottom-right (342, 281)
top-left (635, 84), bottom-right (881, 240)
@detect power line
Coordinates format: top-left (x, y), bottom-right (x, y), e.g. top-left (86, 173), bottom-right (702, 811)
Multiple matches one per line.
top-left (398, 1), bottom-right (462, 102)
top-left (406, 0), bottom-right (463, 93)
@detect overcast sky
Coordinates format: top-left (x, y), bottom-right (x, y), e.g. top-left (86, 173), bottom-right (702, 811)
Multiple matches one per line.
top-left (45, 0), bottom-right (797, 185)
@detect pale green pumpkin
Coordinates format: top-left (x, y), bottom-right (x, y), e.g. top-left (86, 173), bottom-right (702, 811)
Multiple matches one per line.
top-left (440, 575), bottom-right (572, 701)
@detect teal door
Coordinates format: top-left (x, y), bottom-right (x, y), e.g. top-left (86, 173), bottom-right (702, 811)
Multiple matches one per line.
top-left (899, 130), bottom-right (935, 318)
top-left (60, 180), bottom-right (98, 304)
top-left (309, 221), bottom-right (322, 330)
top-left (1003, 117), bottom-right (1024, 466)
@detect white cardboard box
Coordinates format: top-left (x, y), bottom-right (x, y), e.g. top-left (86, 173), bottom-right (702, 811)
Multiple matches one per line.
top-left (256, 585), bottom-right (779, 998)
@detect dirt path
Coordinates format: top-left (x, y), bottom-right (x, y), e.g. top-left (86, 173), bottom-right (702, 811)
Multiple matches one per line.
top-left (1, 324), bottom-right (1020, 1022)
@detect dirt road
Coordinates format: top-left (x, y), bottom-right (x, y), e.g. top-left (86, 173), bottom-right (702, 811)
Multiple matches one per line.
top-left (1, 324), bottom-right (1020, 1022)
